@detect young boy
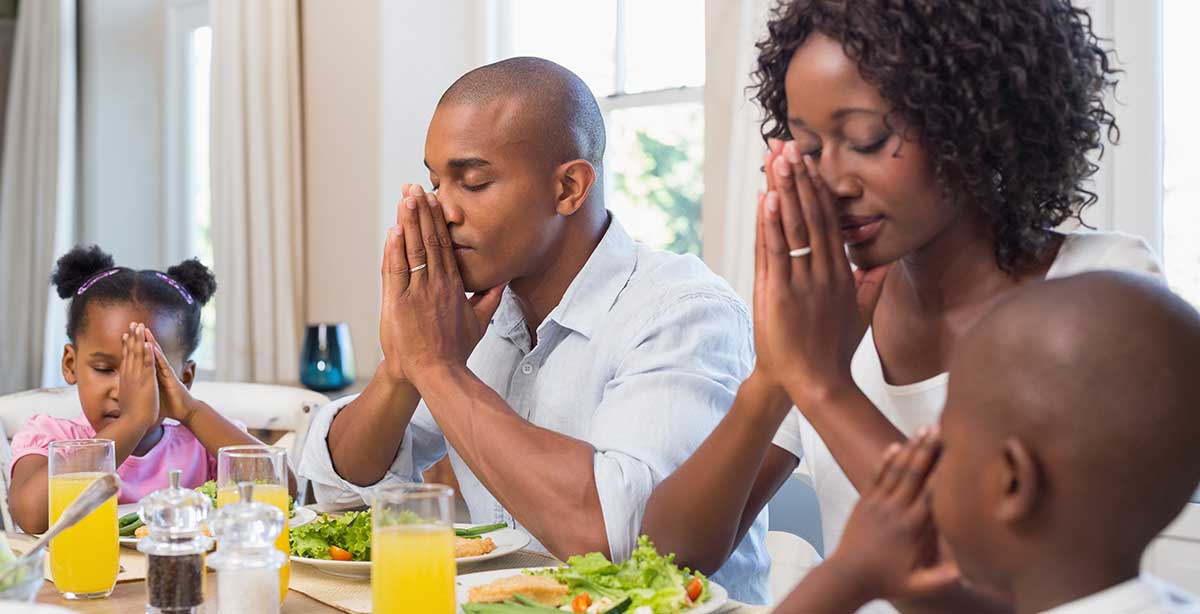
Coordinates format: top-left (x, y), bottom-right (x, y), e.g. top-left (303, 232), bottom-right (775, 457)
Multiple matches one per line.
top-left (778, 271), bottom-right (1200, 613)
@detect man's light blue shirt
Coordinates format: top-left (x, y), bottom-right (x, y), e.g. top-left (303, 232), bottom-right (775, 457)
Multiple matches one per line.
top-left (299, 218), bottom-right (770, 604)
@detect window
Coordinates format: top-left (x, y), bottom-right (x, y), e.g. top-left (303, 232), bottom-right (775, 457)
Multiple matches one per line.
top-left (166, 0), bottom-right (215, 371)
top-left (492, 0), bottom-right (705, 255)
top-left (1163, 0), bottom-right (1200, 308)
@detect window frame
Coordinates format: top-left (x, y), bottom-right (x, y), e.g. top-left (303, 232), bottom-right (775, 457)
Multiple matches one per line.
top-left (488, 0), bottom-right (705, 252)
top-left (163, 0), bottom-right (210, 266)
top-left (164, 0), bottom-right (215, 375)
top-left (1075, 0), bottom-right (1165, 254)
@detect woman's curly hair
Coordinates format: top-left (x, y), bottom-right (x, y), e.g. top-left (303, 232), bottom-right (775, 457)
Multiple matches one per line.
top-left (751, 0), bottom-right (1119, 271)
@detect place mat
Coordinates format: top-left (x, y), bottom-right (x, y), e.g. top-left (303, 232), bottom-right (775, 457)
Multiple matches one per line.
top-left (6, 531), bottom-right (148, 584)
top-left (287, 548), bottom-right (561, 614)
top-left (287, 563), bottom-right (370, 614)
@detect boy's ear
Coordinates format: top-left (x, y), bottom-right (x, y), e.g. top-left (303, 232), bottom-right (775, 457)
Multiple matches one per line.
top-left (554, 159), bottom-right (597, 216)
top-left (180, 359), bottom-right (197, 390)
top-left (995, 436), bottom-right (1041, 525)
top-left (61, 344), bottom-right (78, 385)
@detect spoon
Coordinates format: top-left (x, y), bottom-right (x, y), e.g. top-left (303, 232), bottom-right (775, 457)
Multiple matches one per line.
top-left (0, 473), bottom-right (121, 584)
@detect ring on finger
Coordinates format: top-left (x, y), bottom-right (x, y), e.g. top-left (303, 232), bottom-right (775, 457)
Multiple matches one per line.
top-left (409, 263), bottom-right (428, 273)
top-left (789, 247), bottom-right (813, 257)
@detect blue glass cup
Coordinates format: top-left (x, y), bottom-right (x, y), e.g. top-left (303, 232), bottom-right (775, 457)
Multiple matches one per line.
top-left (299, 323), bottom-right (356, 392)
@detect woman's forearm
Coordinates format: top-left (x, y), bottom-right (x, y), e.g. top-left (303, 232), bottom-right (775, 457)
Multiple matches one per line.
top-left (782, 379), bottom-right (906, 493)
top-left (640, 373), bottom-right (796, 574)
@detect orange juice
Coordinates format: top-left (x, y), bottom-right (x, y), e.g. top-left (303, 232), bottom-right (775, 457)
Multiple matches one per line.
top-left (372, 525), bottom-right (456, 614)
top-left (49, 472), bottom-right (119, 597)
top-left (217, 484), bottom-right (290, 602)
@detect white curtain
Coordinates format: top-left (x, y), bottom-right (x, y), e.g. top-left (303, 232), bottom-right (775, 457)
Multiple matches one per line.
top-left (210, 0), bottom-right (305, 383)
top-left (702, 0), bottom-right (771, 304)
top-left (0, 0), bottom-right (76, 395)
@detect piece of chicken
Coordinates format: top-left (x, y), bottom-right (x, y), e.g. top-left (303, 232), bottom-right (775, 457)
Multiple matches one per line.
top-left (467, 574), bottom-right (568, 606)
top-left (455, 536), bottom-right (497, 558)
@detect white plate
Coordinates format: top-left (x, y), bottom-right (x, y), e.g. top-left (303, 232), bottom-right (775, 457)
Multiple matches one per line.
top-left (454, 567), bottom-right (729, 613)
top-left (289, 523), bottom-right (531, 579)
top-left (118, 503), bottom-right (317, 547)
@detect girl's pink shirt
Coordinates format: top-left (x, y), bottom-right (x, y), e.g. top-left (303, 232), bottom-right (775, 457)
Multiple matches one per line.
top-left (8, 413), bottom-right (239, 503)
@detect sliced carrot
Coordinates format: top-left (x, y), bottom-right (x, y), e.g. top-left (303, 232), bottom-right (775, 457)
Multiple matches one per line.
top-left (572, 592), bottom-right (591, 613)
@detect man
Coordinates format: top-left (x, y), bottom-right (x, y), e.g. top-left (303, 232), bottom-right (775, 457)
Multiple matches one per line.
top-left (298, 57), bottom-right (770, 603)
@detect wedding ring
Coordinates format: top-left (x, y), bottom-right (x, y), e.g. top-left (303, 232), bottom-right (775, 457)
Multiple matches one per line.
top-left (789, 247), bottom-right (813, 257)
top-left (409, 263), bottom-right (428, 273)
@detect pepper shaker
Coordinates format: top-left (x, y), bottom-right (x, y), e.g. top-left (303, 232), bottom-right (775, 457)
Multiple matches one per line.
top-left (137, 469), bottom-right (213, 614)
top-left (207, 482), bottom-right (286, 614)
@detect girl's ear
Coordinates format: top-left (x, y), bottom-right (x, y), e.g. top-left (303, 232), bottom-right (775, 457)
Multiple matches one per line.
top-left (62, 344), bottom-right (78, 385)
top-left (180, 359), bottom-right (197, 390)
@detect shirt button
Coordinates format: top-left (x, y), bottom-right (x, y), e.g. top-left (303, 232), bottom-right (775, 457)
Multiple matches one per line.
top-left (521, 364), bottom-right (534, 375)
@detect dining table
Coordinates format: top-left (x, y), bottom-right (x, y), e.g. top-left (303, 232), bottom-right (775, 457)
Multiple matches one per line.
top-left (26, 502), bottom-right (771, 613)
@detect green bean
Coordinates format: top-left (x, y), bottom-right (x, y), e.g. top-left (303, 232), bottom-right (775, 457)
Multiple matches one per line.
top-left (455, 522), bottom-right (507, 537)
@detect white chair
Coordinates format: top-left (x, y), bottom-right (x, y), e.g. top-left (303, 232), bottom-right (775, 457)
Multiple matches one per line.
top-left (0, 382), bottom-right (329, 531)
top-left (766, 530), bottom-right (822, 605)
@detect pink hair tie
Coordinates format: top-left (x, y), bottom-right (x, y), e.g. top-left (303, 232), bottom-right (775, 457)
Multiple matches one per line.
top-left (154, 272), bottom-right (195, 305)
top-left (75, 269), bottom-right (120, 296)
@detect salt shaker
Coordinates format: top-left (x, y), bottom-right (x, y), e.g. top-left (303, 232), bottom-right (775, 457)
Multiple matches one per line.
top-left (207, 482), bottom-right (286, 614)
top-left (137, 469), bottom-right (213, 614)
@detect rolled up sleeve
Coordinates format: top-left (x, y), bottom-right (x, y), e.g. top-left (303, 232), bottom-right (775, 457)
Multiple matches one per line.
top-left (298, 394), bottom-right (448, 505)
top-left (588, 293), bottom-right (754, 562)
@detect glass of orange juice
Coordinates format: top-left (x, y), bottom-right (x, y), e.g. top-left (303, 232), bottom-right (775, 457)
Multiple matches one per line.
top-left (47, 439), bottom-right (119, 599)
top-left (216, 445), bottom-right (290, 603)
top-left (373, 483), bottom-right (456, 614)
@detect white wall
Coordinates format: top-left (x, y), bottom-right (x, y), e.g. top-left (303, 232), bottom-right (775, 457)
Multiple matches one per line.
top-left (303, 0), bottom-right (487, 377)
top-left (78, 0), bottom-right (166, 269)
top-left (377, 1), bottom-right (489, 233)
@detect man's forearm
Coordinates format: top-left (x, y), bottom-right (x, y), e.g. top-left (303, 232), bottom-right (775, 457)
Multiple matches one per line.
top-left (326, 364), bottom-right (424, 486)
top-left (415, 365), bottom-right (609, 560)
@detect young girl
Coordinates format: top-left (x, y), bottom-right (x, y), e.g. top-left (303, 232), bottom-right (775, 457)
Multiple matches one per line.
top-left (9, 245), bottom-right (278, 533)
top-left (641, 0), bottom-right (1163, 610)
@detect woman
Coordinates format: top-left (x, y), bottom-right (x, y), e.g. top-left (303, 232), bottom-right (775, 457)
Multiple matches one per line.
top-left (641, 0), bottom-right (1161, 610)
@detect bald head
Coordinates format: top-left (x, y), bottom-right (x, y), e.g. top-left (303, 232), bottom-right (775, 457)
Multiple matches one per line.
top-left (438, 57), bottom-right (606, 169)
top-left (949, 271), bottom-right (1200, 546)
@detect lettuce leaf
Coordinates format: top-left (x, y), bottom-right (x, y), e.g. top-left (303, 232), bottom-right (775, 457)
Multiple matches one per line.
top-left (537, 536), bottom-right (709, 614)
top-left (288, 510), bottom-right (372, 561)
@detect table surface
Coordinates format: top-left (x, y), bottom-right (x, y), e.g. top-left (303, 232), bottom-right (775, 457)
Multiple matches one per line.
top-left (36, 575), bottom-right (333, 613)
top-left (33, 502), bottom-right (766, 613)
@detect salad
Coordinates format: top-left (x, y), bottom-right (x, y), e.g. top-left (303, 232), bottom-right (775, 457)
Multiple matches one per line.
top-left (463, 536), bottom-right (710, 614)
top-left (289, 510), bottom-right (372, 561)
top-left (118, 480), bottom-right (296, 538)
top-left (288, 509), bottom-right (507, 561)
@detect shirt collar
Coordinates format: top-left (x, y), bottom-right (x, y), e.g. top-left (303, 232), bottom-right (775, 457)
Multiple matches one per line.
top-left (1038, 574), bottom-right (1180, 614)
top-left (490, 216), bottom-right (638, 341)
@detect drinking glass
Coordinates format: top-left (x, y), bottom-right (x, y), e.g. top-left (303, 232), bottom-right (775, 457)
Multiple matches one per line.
top-left (47, 439), bottom-right (119, 599)
top-left (216, 445), bottom-right (290, 603)
top-left (372, 483), bottom-right (456, 614)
